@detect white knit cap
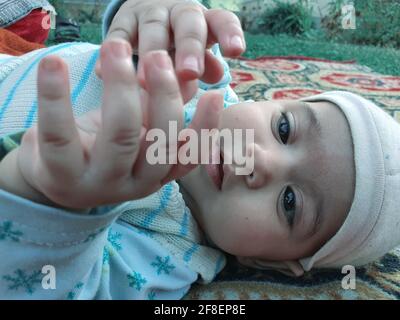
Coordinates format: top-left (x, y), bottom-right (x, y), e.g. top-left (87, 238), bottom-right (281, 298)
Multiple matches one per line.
top-left (299, 91), bottom-right (400, 271)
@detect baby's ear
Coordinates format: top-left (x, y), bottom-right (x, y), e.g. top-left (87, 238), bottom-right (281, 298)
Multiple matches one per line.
top-left (236, 257), bottom-right (305, 277)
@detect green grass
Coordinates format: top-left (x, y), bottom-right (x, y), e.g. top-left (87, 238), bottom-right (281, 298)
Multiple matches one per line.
top-left (243, 33), bottom-right (400, 76)
top-left (46, 23), bottom-right (102, 46)
top-left (47, 24), bottom-right (400, 77)
top-left (79, 23), bottom-right (102, 44)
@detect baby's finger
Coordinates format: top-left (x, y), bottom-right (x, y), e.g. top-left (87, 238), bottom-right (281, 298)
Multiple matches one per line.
top-left (162, 91), bottom-right (223, 184)
top-left (105, 2), bottom-right (138, 47)
top-left (92, 39), bottom-right (142, 181)
top-left (179, 78), bottom-right (198, 104)
top-left (133, 50), bottom-right (183, 182)
top-left (205, 9), bottom-right (245, 57)
top-left (171, 3), bottom-right (207, 80)
top-left (175, 53), bottom-right (224, 103)
top-left (97, 2), bottom-right (139, 78)
top-left (135, 6), bottom-right (171, 90)
top-left (139, 49), bottom-right (202, 103)
top-left (199, 50), bottom-right (225, 84)
top-left (37, 55), bottom-right (85, 181)
top-left (137, 6), bottom-right (170, 65)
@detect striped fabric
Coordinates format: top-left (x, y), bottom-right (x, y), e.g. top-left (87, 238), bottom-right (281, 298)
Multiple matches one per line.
top-left (0, 41), bottom-right (239, 136)
top-left (119, 181), bottom-right (227, 283)
top-left (0, 38), bottom-right (239, 283)
top-left (0, 122), bottom-right (227, 282)
top-left (0, 42), bottom-right (102, 137)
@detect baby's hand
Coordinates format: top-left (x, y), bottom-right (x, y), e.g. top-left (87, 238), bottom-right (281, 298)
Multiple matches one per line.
top-left (97, 0), bottom-right (245, 102)
top-left (15, 39), bottom-right (222, 210)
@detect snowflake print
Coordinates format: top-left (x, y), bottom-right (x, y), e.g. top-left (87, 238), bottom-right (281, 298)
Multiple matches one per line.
top-left (107, 229), bottom-right (122, 251)
top-left (0, 221), bottom-right (23, 242)
top-left (148, 290), bottom-right (156, 300)
top-left (127, 271), bottom-right (147, 291)
top-left (102, 247), bottom-right (111, 265)
top-left (67, 291), bottom-right (75, 300)
top-left (67, 282), bottom-right (84, 300)
top-left (151, 256), bottom-right (175, 275)
top-left (2, 269), bottom-right (42, 295)
top-left (102, 230), bottom-right (123, 265)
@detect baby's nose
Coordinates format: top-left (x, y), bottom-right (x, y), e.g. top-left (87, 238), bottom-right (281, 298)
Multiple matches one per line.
top-left (245, 143), bottom-right (278, 189)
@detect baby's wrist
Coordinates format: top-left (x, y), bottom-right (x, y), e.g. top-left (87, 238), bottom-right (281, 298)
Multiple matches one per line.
top-left (0, 148), bottom-right (54, 205)
top-left (0, 148), bottom-right (89, 213)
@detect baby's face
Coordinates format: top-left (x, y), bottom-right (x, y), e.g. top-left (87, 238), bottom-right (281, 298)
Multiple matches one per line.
top-left (180, 99), bottom-right (355, 262)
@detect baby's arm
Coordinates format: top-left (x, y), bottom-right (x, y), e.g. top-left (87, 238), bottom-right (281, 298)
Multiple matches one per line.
top-left (0, 185), bottom-right (200, 299)
top-left (0, 40), bottom-right (222, 210)
top-left (0, 39), bottom-right (222, 299)
top-left (0, 147), bottom-right (57, 207)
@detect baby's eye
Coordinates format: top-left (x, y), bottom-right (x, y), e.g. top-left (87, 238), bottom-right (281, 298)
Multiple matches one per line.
top-left (282, 186), bottom-right (296, 227)
top-left (277, 113), bottom-right (290, 144)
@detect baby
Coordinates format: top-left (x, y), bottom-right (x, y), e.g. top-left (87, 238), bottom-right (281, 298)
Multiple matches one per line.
top-left (0, 0), bottom-right (399, 299)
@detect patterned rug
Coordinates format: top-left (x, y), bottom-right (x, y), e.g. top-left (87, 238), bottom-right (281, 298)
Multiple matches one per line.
top-left (184, 56), bottom-right (400, 300)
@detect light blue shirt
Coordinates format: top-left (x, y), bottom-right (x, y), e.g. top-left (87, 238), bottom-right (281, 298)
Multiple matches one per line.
top-left (0, 0), bottom-right (238, 299)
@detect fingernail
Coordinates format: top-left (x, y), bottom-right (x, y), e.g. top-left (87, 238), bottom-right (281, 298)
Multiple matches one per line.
top-left (110, 40), bottom-right (131, 58)
top-left (153, 51), bottom-right (172, 70)
top-left (42, 57), bottom-right (60, 72)
top-left (230, 35), bottom-right (244, 50)
top-left (182, 55), bottom-right (199, 74)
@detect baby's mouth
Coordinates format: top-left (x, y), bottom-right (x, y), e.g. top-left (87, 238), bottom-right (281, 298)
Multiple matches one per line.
top-left (219, 151), bottom-right (225, 187)
top-left (205, 147), bottom-right (224, 190)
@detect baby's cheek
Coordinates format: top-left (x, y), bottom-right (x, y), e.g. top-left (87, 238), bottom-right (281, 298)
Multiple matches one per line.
top-left (217, 220), bottom-right (268, 256)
